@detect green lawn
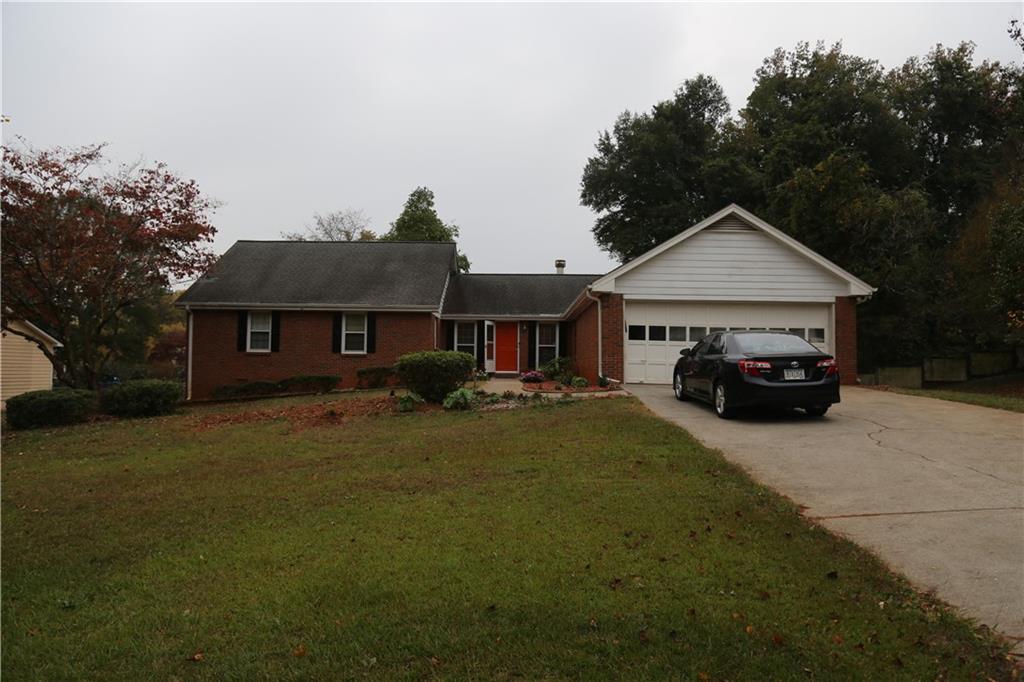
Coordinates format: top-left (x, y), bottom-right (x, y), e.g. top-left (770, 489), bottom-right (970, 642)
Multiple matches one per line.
top-left (2, 396), bottom-right (1013, 680)
top-left (890, 374), bottom-right (1024, 413)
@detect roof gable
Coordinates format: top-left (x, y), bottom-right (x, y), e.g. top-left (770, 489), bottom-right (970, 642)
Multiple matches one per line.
top-left (590, 205), bottom-right (875, 297)
top-left (178, 241), bottom-right (457, 309)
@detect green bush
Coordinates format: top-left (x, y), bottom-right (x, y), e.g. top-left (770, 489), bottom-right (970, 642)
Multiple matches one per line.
top-left (278, 375), bottom-right (339, 394)
top-left (211, 381), bottom-right (283, 400)
top-left (100, 380), bottom-right (182, 417)
top-left (356, 366), bottom-right (394, 389)
top-left (397, 393), bottom-right (424, 413)
top-left (394, 351), bottom-right (476, 403)
top-left (570, 376), bottom-right (589, 388)
top-left (6, 389), bottom-right (97, 430)
top-left (442, 387), bottom-right (477, 411)
top-left (540, 356), bottom-right (574, 384)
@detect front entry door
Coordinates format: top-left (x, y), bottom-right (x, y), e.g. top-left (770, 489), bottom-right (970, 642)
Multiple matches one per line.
top-left (495, 322), bottom-right (518, 372)
top-left (484, 321), bottom-right (496, 373)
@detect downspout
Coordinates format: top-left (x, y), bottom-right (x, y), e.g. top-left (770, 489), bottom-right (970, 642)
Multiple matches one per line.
top-left (584, 288), bottom-right (602, 379)
top-left (186, 306), bottom-right (194, 401)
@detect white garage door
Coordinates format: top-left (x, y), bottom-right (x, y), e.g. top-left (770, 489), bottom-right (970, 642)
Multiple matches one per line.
top-left (624, 301), bottom-right (832, 384)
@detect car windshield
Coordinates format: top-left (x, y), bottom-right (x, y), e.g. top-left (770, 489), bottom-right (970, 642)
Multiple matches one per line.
top-left (733, 333), bottom-right (820, 354)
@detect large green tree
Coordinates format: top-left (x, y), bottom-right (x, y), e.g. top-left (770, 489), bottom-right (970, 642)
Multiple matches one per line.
top-left (383, 186), bottom-right (470, 271)
top-left (580, 75), bottom-right (731, 261)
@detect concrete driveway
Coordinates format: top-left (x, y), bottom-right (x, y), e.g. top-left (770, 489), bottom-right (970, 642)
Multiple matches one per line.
top-left (628, 384), bottom-right (1024, 645)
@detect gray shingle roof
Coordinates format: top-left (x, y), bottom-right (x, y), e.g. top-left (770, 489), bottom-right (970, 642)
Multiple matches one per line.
top-left (441, 274), bottom-right (600, 317)
top-left (177, 241), bottom-right (457, 308)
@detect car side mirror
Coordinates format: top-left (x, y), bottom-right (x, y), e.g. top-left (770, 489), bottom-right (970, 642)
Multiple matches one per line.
top-left (679, 348), bottom-right (691, 357)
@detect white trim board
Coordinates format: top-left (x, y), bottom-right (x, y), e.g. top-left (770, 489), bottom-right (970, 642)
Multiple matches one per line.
top-left (589, 204), bottom-right (875, 297)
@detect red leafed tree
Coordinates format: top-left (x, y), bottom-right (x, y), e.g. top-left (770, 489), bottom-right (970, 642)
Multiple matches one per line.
top-left (1, 142), bottom-right (217, 389)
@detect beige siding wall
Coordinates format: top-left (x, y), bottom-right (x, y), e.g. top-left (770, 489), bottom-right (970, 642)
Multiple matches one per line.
top-left (615, 217), bottom-right (849, 301)
top-left (2, 324), bottom-right (56, 402)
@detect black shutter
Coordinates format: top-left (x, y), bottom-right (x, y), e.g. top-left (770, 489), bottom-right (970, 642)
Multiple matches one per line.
top-left (237, 311), bottom-right (247, 351)
top-left (332, 313), bottom-right (342, 353)
top-left (270, 311), bottom-right (281, 352)
top-left (527, 321), bottom-right (537, 369)
top-left (558, 321), bottom-right (568, 358)
top-left (366, 312), bottom-right (377, 353)
top-left (476, 320), bottom-right (485, 369)
top-left (445, 320), bottom-right (455, 351)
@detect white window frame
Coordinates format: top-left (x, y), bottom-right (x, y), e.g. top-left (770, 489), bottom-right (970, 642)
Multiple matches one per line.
top-left (246, 311), bottom-right (272, 353)
top-left (455, 322), bottom-right (477, 356)
top-left (536, 323), bottom-right (559, 366)
top-left (342, 312), bottom-right (368, 355)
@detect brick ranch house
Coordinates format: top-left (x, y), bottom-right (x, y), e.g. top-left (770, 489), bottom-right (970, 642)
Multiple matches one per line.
top-left (178, 205), bottom-right (875, 400)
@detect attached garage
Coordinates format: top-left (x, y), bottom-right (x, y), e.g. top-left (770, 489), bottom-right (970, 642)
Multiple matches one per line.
top-left (588, 205), bottom-right (875, 385)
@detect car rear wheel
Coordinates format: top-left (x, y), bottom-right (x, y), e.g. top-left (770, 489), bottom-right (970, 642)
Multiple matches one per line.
top-left (673, 372), bottom-right (688, 401)
top-left (804, 405), bottom-right (829, 417)
top-left (713, 382), bottom-right (734, 419)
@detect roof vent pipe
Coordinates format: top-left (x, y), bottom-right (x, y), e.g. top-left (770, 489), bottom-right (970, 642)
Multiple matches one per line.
top-left (555, 259), bottom-right (566, 274)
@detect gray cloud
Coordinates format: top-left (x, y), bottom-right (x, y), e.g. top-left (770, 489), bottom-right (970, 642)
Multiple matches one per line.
top-left (3, 2), bottom-right (1020, 275)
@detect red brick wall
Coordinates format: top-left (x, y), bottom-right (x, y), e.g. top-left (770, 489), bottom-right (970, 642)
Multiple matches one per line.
top-left (567, 293), bottom-right (624, 384)
top-left (188, 310), bottom-right (435, 399)
top-left (834, 296), bottom-right (858, 385)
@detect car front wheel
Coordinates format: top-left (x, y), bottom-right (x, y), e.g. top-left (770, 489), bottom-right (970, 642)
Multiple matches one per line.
top-left (713, 382), bottom-right (734, 419)
top-left (673, 372), bottom-right (688, 401)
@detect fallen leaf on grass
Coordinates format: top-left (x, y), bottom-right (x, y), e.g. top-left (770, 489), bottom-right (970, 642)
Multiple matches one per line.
top-left (292, 644), bottom-right (307, 657)
top-left (188, 652), bottom-right (204, 662)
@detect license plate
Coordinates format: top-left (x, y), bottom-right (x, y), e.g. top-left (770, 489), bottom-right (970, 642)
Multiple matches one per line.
top-left (783, 368), bottom-right (805, 380)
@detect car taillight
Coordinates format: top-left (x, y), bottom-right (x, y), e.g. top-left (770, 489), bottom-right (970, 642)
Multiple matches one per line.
top-left (817, 358), bottom-right (838, 376)
top-left (738, 359), bottom-right (772, 376)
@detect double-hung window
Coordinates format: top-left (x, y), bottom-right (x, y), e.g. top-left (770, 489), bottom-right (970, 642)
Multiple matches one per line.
top-left (537, 323), bottom-right (558, 366)
top-left (455, 322), bottom-right (477, 356)
top-left (342, 313), bottom-right (368, 354)
top-left (247, 312), bottom-right (272, 352)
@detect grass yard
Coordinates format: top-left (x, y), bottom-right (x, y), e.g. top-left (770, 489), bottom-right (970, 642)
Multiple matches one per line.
top-left (890, 373), bottom-right (1024, 413)
top-left (2, 395), bottom-right (1014, 680)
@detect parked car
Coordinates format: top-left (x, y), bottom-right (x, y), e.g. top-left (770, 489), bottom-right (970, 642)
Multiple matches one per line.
top-left (673, 330), bottom-right (840, 418)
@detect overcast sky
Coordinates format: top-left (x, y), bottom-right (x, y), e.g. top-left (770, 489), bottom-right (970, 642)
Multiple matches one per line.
top-left (3, 2), bottom-right (1021, 276)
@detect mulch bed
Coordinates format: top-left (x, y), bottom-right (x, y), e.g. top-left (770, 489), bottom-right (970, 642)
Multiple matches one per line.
top-left (521, 381), bottom-right (621, 394)
top-left (190, 396), bottom-right (411, 432)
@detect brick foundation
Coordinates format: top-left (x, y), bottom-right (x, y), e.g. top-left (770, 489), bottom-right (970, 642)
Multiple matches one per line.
top-left (834, 296), bottom-right (858, 385)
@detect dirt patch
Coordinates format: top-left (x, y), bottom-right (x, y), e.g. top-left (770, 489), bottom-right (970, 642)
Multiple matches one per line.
top-left (190, 396), bottom-right (403, 432)
top-left (521, 381), bottom-right (621, 394)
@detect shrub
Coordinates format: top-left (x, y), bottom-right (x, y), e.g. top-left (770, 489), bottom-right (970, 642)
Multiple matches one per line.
top-left (571, 376), bottom-right (589, 388)
top-left (501, 390), bottom-right (518, 400)
top-left (397, 392), bottom-right (424, 413)
top-left (100, 379), bottom-right (182, 417)
top-left (278, 375), bottom-right (339, 394)
top-left (6, 389), bottom-right (97, 430)
top-left (394, 351), bottom-right (476, 403)
top-left (483, 393), bottom-right (502, 405)
top-left (211, 380), bottom-right (283, 400)
top-left (443, 387), bottom-right (477, 410)
top-left (540, 356), bottom-right (574, 384)
top-left (519, 370), bottom-right (545, 384)
top-left (597, 375), bottom-right (610, 388)
top-left (356, 366), bottom-right (394, 389)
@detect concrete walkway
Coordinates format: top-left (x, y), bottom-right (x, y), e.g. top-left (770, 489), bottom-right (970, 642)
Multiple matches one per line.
top-left (627, 384), bottom-right (1024, 647)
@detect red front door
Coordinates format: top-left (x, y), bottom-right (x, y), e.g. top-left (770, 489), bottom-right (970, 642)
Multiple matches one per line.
top-left (495, 322), bottom-right (518, 372)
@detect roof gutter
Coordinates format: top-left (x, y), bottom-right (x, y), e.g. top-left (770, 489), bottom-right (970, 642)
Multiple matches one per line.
top-left (176, 302), bottom-right (439, 312)
top-left (585, 287), bottom-right (603, 379)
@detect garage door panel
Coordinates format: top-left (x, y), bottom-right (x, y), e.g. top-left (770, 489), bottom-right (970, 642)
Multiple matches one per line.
top-left (624, 301), bottom-right (831, 384)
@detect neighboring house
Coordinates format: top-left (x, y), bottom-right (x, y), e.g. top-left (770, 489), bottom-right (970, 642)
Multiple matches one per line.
top-left (1, 319), bottom-right (62, 405)
top-left (177, 205), bottom-right (874, 399)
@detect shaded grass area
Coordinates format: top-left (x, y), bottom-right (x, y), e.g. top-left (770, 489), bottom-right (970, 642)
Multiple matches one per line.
top-left (2, 396), bottom-right (1013, 680)
top-left (892, 374), bottom-right (1024, 413)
